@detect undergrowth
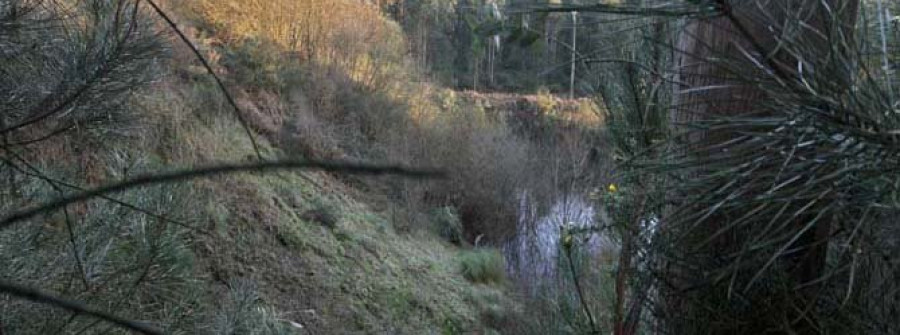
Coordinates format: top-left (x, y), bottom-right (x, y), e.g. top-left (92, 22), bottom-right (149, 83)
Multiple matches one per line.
top-left (459, 249), bottom-right (506, 285)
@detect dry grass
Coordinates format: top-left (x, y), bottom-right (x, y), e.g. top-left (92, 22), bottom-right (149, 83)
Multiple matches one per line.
top-left (186, 0), bottom-right (405, 92)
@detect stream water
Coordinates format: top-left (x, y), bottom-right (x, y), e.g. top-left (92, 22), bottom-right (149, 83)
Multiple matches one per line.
top-left (502, 191), bottom-right (616, 292)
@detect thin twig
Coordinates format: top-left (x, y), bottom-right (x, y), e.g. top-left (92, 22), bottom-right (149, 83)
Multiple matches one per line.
top-left (142, 0), bottom-right (264, 160)
top-left (563, 242), bottom-right (600, 334)
top-left (0, 150), bottom-right (210, 236)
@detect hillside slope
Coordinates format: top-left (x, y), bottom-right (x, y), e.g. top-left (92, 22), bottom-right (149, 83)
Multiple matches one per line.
top-left (140, 10), bottom-right (523, 333)
top-left (192, 160), bottom-right (517, 334)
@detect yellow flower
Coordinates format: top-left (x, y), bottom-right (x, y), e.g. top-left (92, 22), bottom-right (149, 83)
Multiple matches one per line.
top-left (608, 183), bottom-right (618, 193)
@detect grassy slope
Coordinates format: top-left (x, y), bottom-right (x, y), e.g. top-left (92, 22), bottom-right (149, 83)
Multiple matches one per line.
top-left (144, 5), bottom-right (518, 334)
top-left (193, 166), bottom-right (514, 334)
top-left (125, 70), bottom-right (513, 334)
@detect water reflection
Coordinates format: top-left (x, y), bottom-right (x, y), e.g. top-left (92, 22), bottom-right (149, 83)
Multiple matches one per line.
top-left (503, 191), bottom-right (614, 292)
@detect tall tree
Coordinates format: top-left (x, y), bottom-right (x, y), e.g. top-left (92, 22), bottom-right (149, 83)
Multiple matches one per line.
top-left (453, 0), bottom-right (475, 88)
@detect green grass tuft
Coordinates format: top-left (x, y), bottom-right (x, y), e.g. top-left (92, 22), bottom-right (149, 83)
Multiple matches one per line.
top-left (458, 249), bottom-right (506, 285)
top-left (429, 206), bottom-right (463, 244)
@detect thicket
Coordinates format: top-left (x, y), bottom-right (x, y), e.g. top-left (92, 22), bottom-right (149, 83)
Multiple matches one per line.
top-left (459, 248), bottom-right (507, 284)
top-left (0, 1), bottom-right (204, 333)
top-left (555, 0), bottom-right (900, 334)
top-left (443, 0), bottom-right (900, 334)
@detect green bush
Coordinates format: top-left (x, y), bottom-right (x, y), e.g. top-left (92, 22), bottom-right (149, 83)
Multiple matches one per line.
top-left (0, 0), bottom-right (165, 144)
top-left (205, 279), bottom-right (296, 335)
top-left (0, 159), bottom-right (205, 334)
top-left (458, 249), bottom-right (506, 285)
top-left (220, 37), bottom-right (288, 91)
top-left (301, 197), bottom-right (340, 229)
top-left (429, 206), bottom-right (463, 244)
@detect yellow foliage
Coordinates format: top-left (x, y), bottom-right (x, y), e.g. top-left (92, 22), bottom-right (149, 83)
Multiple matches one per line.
top-left (189, 0), bottom-right (405, 90)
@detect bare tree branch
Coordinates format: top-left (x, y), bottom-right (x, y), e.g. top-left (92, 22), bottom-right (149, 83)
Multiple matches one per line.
top-left (0, 159), bottom-right (444, 231)
top-left (0, 280), bottom-right (163, 335)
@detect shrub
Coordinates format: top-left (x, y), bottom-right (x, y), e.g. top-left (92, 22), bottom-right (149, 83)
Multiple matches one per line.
top-left (586, 2), bottom-right (900, 334)
top-left (398, 105), bottom-right (533, 241)
top-left (190, 0), bottom-right (405, 91)
top-left (429, 206), bottom-right (463, 244)
top-left (278, 103), bottom-right (346, 161)
top-left (301, 197), bottom-right (340, 229)
top-left (0, 0), bottom-right (165, 145)
top-left (459, 249), bottom-right (506, 285)
top-left (205, 279), bottom-right (296, 335)
top-left (535, 87), bottom-right (558, 117)
top-left (219, 37), bottom-right (288, 91)
top-left (0, 160), bottom-right (205, 334)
